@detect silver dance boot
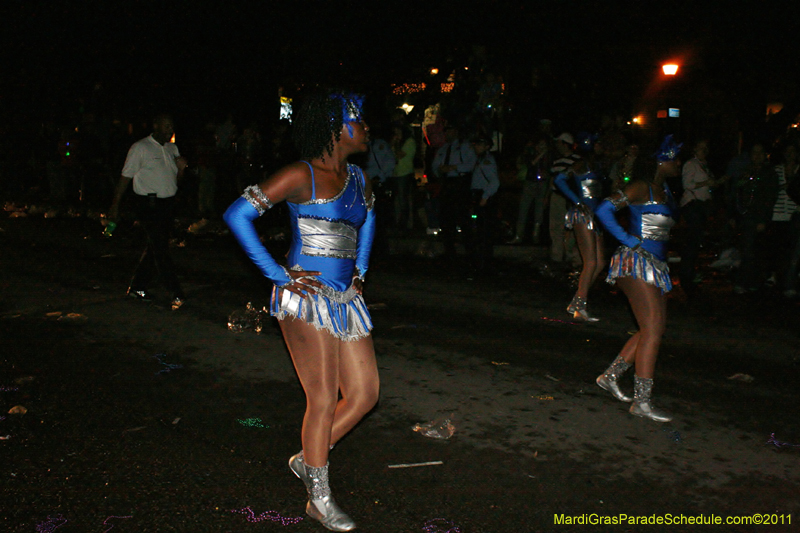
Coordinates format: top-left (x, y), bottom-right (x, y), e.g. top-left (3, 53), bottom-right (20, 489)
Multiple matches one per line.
top-left (596, 355), bottom-right (633, 402)
top-left (629, 375), bottom-right (672, 422)
top-left (567, 295), bottom-right (599, 322)
top-left (289, 455), bottom-right (356, 532)
top-left (288, 452), bottom-right (309, 485)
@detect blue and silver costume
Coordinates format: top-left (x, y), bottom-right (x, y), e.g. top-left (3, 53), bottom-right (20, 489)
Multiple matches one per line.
top-left (554, 169), bottom-right (603, 231)
top-left (224, 162), bottom-right (376, 341)
top-left (595, 185), bottom-right (676, 293)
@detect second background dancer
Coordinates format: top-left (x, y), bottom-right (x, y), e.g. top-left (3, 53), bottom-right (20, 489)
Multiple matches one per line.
top-left (554, 158), bottom-right (606, 321)
top-left (593, 135), bottom-right (682, 423)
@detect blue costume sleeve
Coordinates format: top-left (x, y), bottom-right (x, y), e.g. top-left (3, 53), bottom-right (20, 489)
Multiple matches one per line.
top-left (595, 199), bottom-right (641, 248)
top-left (355, 207), bottom-right (375, 280)
top-left (354, 166), bottom-right (375, 280)
top-left (223, 197), bottom-right (292, 286)
top-left (554, 172), bottom-right (582, 205)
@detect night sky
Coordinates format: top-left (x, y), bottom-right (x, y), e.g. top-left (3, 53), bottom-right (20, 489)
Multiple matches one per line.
top-left (3, 0), bottom-right (800, 133)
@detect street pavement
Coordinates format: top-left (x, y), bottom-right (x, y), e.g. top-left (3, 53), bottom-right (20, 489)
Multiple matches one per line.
top-left (1, 215), bottom-right (799, 532)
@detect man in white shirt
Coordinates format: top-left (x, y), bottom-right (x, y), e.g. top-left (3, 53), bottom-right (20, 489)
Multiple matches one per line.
top-left (109, 114), bottom-right (188, 309)
top-left (364, 137), bottom-right (396, 185)
top-left (679, 140), bottom-right (721, 294)
top-left (432, 124), bottom-right (477, 256)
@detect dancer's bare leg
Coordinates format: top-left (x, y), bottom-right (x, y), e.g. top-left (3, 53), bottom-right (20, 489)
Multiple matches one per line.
top-left (616, 277), bottom-right (667, 379)
top-left (280, 318), bottom-right (379, 467)
top-left (330, 335), bottom-right (379, 446)
top-left (280, 318), bottom-right (341, 468)
top-left (618, 331), bottom-right (640, 365)
top-left (591, 232), bottom-right (606, 285)
top-left (574, 223), bottom-right (599, 300)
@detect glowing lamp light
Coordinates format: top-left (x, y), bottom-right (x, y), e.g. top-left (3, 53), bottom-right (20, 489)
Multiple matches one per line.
top-left (399, 103), bottom-right (414, 115)
top-left (170, 133), bottom-right (176, 143)
top-left (662, 64), bottom-right (679, 75)
top-left (766, 102), bottom-right (784, 115)
top-left (430, 68), bottom-right (439, 75)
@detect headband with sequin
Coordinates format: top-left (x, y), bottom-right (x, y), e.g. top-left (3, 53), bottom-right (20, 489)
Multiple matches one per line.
top-left (329, 92), bottom-right (365, 137)
top-left (655, 134), bottom-right (682, 162)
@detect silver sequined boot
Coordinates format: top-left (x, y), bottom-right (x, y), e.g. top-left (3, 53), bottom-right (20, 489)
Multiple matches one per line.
top-left (596, 355), bottom-right (633, 402)
top-left (289, 454), bottom-right (356, 532)
top-left (629, 375), bottom-right (672, 422)
top-left (567, 295), bottom-right (599, 322)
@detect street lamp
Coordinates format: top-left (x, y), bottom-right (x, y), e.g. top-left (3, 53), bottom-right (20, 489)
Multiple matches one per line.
top-left (662, 64), bottom-right (679, 76)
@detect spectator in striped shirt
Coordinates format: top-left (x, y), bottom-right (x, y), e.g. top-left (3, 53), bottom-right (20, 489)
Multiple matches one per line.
top-left (548, 132), bottom-right (581, 266)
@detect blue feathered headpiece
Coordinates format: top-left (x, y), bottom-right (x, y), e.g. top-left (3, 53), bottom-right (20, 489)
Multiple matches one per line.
top-left (329, 92), bottom-right (365, 137)
top-left (655, 134), bottom-right (682, 162)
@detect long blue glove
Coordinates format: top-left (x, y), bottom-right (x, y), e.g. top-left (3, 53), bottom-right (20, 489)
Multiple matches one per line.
top-left (355, 201), bottom-right (376, 280)
top-left (595, 199), bottom-right (641, 248)
top-left (223, 196), bottom-right (292, 286)
top-left (554, 171), bottom-right (582, 205)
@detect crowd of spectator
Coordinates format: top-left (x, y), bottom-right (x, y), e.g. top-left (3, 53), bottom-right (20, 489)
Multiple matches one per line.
top-left (2, 86), bottom-right (799, 298)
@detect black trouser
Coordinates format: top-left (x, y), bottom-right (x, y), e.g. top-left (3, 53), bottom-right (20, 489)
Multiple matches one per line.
top-left (679, 200), bottom-right (709, 289)
top-left (371, 181), bottom-right (393, 257)
top-left (388, 172), bottom-right (415, 231)
top-left (735, 218), bottom-right (767, 290)
top-left (439, 175), bottom-right (472, 256)
top-left (465, 190), bottom-right (494, 269)
top-left (129, 194), bottom-right (184, 298)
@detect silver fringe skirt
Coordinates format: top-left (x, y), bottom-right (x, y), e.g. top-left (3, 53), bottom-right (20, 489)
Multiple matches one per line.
top-left (606, 245), bottom-right (672, 293)
top-left (565, 207), bottom-right (596, 231)
top-left (270, 283), bottom-right (373, 341)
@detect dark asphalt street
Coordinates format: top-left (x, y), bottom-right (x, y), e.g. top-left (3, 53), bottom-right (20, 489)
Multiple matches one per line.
top-left (1, 215), bottom-right (799, 532)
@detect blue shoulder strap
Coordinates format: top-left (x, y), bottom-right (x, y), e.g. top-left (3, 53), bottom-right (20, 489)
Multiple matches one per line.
top-left (350, 163), bottom-right (365, 197)
top-left (300, 160), bottom-right (315, 200)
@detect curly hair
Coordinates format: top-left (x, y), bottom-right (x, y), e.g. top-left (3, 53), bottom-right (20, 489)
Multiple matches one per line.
top-left (292, 89), bottom-right (363, 161)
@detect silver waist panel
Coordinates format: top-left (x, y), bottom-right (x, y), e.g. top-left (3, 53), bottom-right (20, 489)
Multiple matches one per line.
top-left (298, 216), bottom-right (358, 259)
top-left (580, 179), bottom-right (602, 199)
top-left (641, 213), bottom-right (674, 241)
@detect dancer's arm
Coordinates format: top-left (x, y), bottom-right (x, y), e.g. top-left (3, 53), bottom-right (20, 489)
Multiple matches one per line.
top-left (595, 184), bottom-right (645, 249)
top-left (224, 195), bottom-right (294, 287)
top-left (223, 163), bottom-right (321, 295)
top-left (554, 171), bottom-right (582, 205)
top-left (354, 168), bottom-right (375, 288)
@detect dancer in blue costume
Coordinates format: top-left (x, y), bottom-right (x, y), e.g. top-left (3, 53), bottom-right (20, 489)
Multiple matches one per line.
top-left (593, 135), bottom-right (681, 423)
top-left (224, 90), bottom-right (377, 531)
top-left (554, 158), bottom-right (606, 321)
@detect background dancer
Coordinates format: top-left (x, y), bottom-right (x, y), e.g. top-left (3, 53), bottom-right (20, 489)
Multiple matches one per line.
top-left (555, 158), bottom-right (606, 321)
top-left (593, 135), bottom-right (681, 423)
top-left (223, 90), bottom-right (378, 531)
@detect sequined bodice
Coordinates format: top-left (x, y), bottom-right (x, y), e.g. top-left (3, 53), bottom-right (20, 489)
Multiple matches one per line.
top-left (577, 172), bottom-right (602, 200)
top-left (627, 185), bottom-right (675, 261)
top-left (574, 171), bottom-right (602, 210)
top-left (286, 163), bottom-right (369, 290)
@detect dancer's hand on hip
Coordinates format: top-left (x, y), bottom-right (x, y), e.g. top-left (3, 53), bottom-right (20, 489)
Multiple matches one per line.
top-left (285, 269), bottom-right (323, 297)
